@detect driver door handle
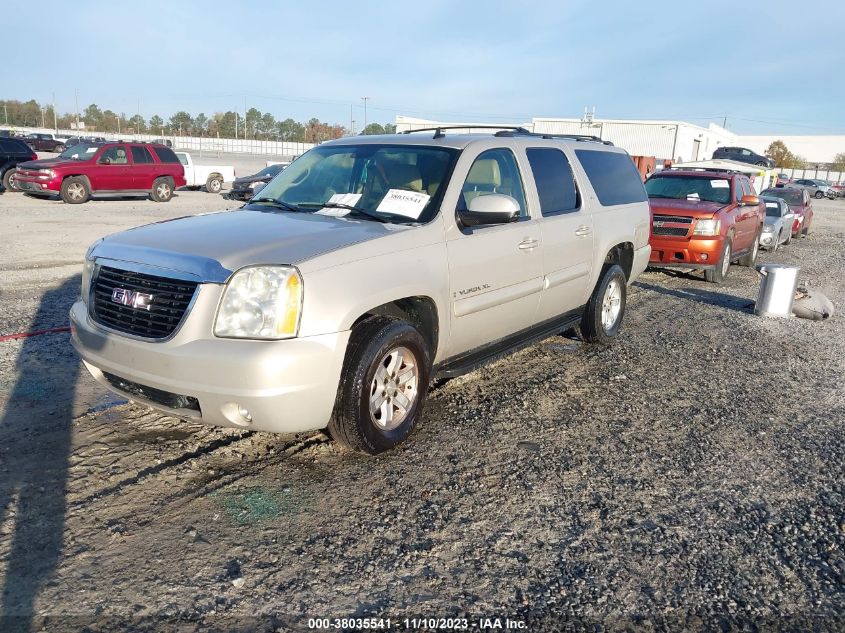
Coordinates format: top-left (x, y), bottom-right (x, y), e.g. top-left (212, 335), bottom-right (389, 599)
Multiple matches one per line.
top-left (518, 238), bottom-right (539, 250)
top-left (575, 225), bottom-right (592, 237)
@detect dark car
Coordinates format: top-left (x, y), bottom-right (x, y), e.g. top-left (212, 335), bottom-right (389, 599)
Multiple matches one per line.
top-left (0, 137), bottom-right (38, 191)
top-left (225, 163), bottom-right (287, 201)
top-left (759, 187), bottom-right (814, 237)
top-left (712, 146), bottom-right (775, 168)
top-left (14, 141), bottom-right (186, 204)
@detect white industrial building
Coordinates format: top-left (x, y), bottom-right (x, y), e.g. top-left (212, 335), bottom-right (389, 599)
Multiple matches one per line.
top-left (396, 115), bottom-right (844, 166)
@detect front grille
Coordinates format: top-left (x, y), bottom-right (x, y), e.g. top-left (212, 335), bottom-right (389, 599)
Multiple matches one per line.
top-left (103, 372), bottom-right (201, 412)
top-left (91, 266), bottom-right (197, 339)
top-left (652, 226), bottom-right (690, 237)
top-left (652, 214), bottom-right (694, 224)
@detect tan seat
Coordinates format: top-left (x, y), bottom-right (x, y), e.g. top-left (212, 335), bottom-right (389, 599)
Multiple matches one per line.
top-left (115, 148), bottom-right (127, 164)
top-left (384, 163), bottom-right (423, 192)
top-left (462, 158), bottom-right (501, 206)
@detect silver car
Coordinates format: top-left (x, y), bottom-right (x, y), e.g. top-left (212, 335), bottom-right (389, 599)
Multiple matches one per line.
top-left (787, 178), bottom-right (836, 200)
top-left (759, 196), bottom-right (795, 251)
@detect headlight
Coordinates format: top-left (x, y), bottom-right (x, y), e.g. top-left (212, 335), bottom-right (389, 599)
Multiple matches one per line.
top-left (761, 225), bottom-right (774, 233)
top-left (81, 239), bottom-right (103, 304)
top-left (214, 266), bottom-right (302, 339)
top-left (692, 218), bottom-right (721, 236)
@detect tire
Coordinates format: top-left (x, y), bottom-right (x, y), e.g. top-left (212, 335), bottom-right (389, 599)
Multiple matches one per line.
top-left (814, 191), bottom-right (824, 199)
top-left (738, 228), bottom-right (761, 267)
top-left (770, 232), bottom-right (779, 253)
top-left (150, 177), bottom-right (174, 202)
top-left (579, 264), bottom-right (627, 344)
top-left (328, 316), bottom-right (431, 455)
top-left (54, 144), bottom-right (66, 153)
top-left (2, 169), bottom-right (19, 191)
top-left (705, 238), bottom-right (732, 283)
top-left (784, 230), bottom-right (792, 245)
top-left (205, 176), bottom-right (223, 193)
top-left (60, 176), bottom-right (90, 204)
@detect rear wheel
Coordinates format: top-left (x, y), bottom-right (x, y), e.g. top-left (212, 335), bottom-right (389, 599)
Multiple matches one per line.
top-left (60, 177), bottom-right (90, 204)
top-left (579, 264), bottom-right (627, 344)
top-left (2, 169), bottom-right (19, 191)
top-left (738, 228), bottom-right (761, 266)
top-left (814, 191), bottom-right (824, 199)
top-left (328, 316), bottom-right (431, 455)
top-left (705, 238), bottom-right (731, 283)
top-left (150, 177), bottom-right (174, 202)
top-left (205, 176), bottom-right (223, 193)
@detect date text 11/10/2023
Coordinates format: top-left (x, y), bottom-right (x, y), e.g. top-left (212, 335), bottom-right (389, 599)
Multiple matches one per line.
top-left (307, 617), bottom-right (527, 630)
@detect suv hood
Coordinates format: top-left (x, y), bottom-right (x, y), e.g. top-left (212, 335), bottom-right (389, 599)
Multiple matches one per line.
top-left (92, 209), bottom-right (412, 282)
top-left (649, 198), bottom-right (728, 217)
top-left (19, 157), bottom-right (88, 170)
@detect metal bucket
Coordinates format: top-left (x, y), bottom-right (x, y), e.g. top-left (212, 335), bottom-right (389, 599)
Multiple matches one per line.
top-left (754, 264), bottom-right (800, 318)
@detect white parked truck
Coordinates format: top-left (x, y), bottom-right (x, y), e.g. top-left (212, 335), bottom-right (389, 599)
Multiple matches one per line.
top-left (175, 151), bottom-right (236, 194)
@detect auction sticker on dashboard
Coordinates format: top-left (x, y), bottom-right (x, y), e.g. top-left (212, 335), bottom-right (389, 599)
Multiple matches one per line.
top-left (317, 193), bottom-right (362, 217)
top-left (377, 189), bottom-right (430, 219)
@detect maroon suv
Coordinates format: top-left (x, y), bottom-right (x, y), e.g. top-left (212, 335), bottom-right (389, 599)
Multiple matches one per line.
top-left (15, 142), bottom-right (187, 204)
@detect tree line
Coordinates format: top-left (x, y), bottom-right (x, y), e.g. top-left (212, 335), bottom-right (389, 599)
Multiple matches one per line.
top-left (0, 99), bottom-right (396, 142)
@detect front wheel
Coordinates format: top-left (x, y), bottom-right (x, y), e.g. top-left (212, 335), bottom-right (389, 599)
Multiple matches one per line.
top-left (579, 264), bottom-right (627, 344)
top-left (771, 231), bottom-right (779, 252)
top-left (328, 316), bottom-right (431, 455)
top-left (814, 191), bottom-right (824, 199)
top-left (60, 176), bottom-right (90, 204)
top-left (150, 177), bottom-right (174, 202)
top-left (205, 176), bottom-right (223, 193)
top-left (2, 169), bottom-right (19, 191)
top-left (705, 238), bottom-right (732, 283)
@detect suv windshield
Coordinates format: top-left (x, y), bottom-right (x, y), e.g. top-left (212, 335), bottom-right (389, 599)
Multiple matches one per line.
top-left (761, 188), bottom-right (802, 205)
top-left (58, 145), bottom-right (100, 160)
top-left (645, 175), bottom-right (731, 204)
top-left (249, 144), bottom-right (458, 223)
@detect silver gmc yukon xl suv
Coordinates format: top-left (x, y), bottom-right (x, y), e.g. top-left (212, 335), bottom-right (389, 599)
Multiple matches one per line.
top-left (71, 128), bottom-right (651, 454)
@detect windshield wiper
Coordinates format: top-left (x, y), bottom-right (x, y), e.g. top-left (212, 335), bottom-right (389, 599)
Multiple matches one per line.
top-left (647, 194), bottom-right (678, 199)
top-left (250, 198), bottom-right (302, 213)
top-left (319, 202), bottom-right (391, 223)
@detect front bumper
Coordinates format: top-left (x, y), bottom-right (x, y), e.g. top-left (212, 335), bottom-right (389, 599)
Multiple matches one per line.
top-left (16, 175), bottom-right (61, 194)
top-left (70, 292), bottom-right (351, 434)
top-left (759, 231), bottom-right (777, 247)
top-left (647, 235), bottom-right (724, 270)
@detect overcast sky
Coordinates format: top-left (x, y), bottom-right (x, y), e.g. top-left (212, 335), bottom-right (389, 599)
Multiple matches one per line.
top-left (6, 0), bottom-right (844, 135)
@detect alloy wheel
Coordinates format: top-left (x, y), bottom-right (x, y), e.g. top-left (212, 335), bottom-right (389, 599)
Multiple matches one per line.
top-left (369, 346), bottom-right (419, 431)
top-left (601, 279), bottom-right (622, 331)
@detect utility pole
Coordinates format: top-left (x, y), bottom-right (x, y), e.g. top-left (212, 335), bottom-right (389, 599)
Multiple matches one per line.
top-left (350, 104), bottom-right (354, 135)
top-left (52, 92), bottom-right (57, 132)
top-left (75, 89), bottom-right (80, 130)
top-left (235, 112), bottom-right (238, 139)
top-left (3, 103), bottom-right (7, 125)
top-left (117, 114), bottom-right (121, 135)
top-left (361, 96), bottom-right (369, 132)
top-left (244, 96), bottom-right (248, 140)
top-left (41, 107), bottom-right (45, 129)
top-left (137, 98), bottom-right (142, 133)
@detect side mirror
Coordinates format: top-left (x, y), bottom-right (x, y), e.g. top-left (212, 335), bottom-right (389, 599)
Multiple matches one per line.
top-left (459, 193), bottom-right (521, 227)
top-left (100, 157), bottom-right (111, 165)
top-left (740, 195), bottom-right (759, 206)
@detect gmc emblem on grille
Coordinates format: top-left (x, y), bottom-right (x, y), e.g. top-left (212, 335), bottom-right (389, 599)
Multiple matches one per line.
top-left (111, 288), bottom-right (154, 311)
top-left (653, 221), bottom-right (665, 227)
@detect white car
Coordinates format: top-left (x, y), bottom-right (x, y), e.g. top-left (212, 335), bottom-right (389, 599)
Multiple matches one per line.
top-left (72, 129), bottom-right (651, 454)
top-left (175, 151), bottom-right (236, 194)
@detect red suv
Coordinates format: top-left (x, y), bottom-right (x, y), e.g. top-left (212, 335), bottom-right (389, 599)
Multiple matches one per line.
top-left (645, 169), bottom-right (765, 283)
top-left (15, 141), bottom-right (186, 204)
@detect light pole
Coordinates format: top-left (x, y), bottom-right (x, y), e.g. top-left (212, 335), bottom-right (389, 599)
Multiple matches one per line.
top-left (75, 89), bottom-right (80, 130)
top-left (361, 96), bottom-right (369, 132)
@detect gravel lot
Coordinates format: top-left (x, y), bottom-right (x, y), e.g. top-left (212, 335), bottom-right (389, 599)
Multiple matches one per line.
top-left (0, 190), bottom-right (843, 632)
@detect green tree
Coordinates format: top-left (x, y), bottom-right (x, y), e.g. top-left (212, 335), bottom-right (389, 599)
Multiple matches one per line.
top-left (170, 111), bottom-right (193, 135)
top-left (831, 152), bottom-right (845, 172)
top-left (258, 112), bottom-right (276, 139)
top-left (194, 112), bottom-right (209, 135)
top-left (83, 103), bottom-right (103, 129)
top-left (383, 123), bottom-right (396, 134)
top-left (214, 111), bottom-right (238, 138)
top-left (244, 107), bottom-right (262, 139)
top-left (361, 123), bottom-right (385, 135)
top-left (128, 114), bottom-right (145, 133)
top-left (101, 110), bottom-right (119, 132)
top-left (149, 115), bottom-right (164, 134)
top-left (276, 118), bottom-right (305, 142)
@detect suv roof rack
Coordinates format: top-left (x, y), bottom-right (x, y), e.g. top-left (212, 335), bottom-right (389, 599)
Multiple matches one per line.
top-left (402, 125), bottom-right (531, 139)
top-left (401, 125), bottom-right (613, 145)
top-left (664, 167), bottom-right (743, 174)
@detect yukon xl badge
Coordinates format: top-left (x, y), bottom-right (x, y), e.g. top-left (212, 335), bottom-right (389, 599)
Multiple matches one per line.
top-left (111, 288), bottom-right (154, 311)
top-left (454, 284), bottom-right (491, 298)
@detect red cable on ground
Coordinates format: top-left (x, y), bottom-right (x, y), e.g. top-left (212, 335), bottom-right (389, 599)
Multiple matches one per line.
top-left (0, 326), bottom-right (72, 342)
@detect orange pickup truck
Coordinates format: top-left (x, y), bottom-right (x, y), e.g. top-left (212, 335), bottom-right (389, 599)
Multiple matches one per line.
top-left (645, 169), bottom-right (765, 283)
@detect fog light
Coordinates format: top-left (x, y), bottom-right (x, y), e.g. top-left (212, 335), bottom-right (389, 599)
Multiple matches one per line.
top-left (221, 402), bottom-right (253, 427)
top-left (700, 254), bottom-right (708, 261)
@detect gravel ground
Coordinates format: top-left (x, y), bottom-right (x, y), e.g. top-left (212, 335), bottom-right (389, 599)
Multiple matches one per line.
top-left (0, 192), bottom-right (843, 632)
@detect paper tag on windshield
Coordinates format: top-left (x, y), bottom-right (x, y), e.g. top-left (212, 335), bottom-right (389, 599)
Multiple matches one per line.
top-left (316, 193), bottom-right (362, 217)
top-left (376, 189), bottom-right (430, 219)
top-left (710, 180), bottom-right (729, 188)
top-left (85, 147), bottom-right (97, 153)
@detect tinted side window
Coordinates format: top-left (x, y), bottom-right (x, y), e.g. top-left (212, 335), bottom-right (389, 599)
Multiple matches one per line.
top-left (574, 149), bottom-right (646, 206)
top-left (153, 146), bottom-right (181, 164)
top-left (526, 148), bottom-right (580, 216)
top-left (131, 146), bottom-right (154, 164)
top-left (459, 149), bottom-right (528, 218)
top-left (734, 178), bottom-right (743, 202)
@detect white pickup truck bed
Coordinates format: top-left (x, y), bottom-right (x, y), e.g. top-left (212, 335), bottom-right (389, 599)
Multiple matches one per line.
top-left (175, 151), bottom-right (236, 193)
